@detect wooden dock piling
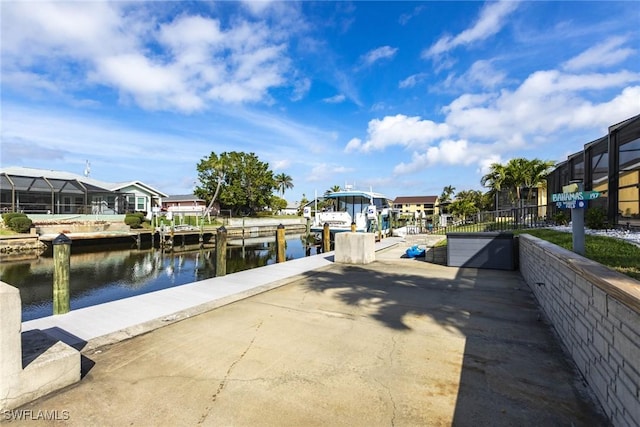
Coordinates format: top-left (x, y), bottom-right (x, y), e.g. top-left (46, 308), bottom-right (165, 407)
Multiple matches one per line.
top-left (216, 226), bottom-right (227, 277)
top-left (276, 224), bottom-right (286, 263)
top-left (52, 234), bottom-right (71, 315)
top-left (322, 223), bottom-right (330, 253)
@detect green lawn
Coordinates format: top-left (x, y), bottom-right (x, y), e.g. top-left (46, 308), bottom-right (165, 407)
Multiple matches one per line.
top-left (515, 229), bottom-right (640, 281)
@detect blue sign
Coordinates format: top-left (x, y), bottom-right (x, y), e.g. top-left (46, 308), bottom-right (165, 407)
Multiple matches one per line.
top-left (551, 191), bottom-right (601, 203)
top-left (556, 200), bottom-right (586, 209)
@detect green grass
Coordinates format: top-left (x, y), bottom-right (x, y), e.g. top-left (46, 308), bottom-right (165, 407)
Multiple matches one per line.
top-left (432, 221), bottom-right (519, 235)
top-left (514, 229), bottom-right (640, 281)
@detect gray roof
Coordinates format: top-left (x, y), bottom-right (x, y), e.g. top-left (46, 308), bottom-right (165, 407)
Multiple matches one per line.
top-left (1, 166), bottom-right (168, 197)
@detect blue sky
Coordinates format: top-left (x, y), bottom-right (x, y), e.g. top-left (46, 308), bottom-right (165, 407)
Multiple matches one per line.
top-left (1, 1), bottom-right (639, 204)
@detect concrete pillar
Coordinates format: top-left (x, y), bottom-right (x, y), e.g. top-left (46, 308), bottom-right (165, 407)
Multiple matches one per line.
top-left (0, 282), bottom-right (22, 405)
top-left (1, 281), bottom-right (81, 411)
top-left (335, 232), bottom-right (375, 264)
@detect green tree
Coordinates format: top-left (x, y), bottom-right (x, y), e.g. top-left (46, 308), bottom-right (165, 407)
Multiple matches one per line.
top-left (195, 151), bottom-right (275, 216)
top-left (270, 195), bottom-right (288, 213)
top-left (449, 190), bottom-right (482, 220)
top-left (480, 163), bottom-right (507, 210)
top-left (297, 194), bottom-right (310, 216)
top-left (275, 173), bottom-right (294, 196)
top-left (322, 185), bottom-right (341, 211)
top-left (523, 159), bottom-right (556, 205)
top-left (439, 185), bottom-right (455, 214)
top-left (481, 158), bottom-right (555, 208)
top-left (325, 185), bottom-right (341, 195)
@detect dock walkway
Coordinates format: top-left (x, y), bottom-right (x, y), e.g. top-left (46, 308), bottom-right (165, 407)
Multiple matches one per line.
top-left (22, 238), bottom-right (400, 349)
top-left (13, 236), bottom-right (608, 426)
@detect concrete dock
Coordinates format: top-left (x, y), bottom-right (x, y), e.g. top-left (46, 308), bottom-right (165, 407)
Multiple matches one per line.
top-left (7, 238), bottom-right (608, 426)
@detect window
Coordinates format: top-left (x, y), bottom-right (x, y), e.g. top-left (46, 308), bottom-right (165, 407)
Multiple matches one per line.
top-left (591, 152), bottom-right (608, 190)
top-left (618, 137), bottom-right (640, 221)
top-left (136, 197), bottom-right (146, 211)
top-left (63, 196), bottom-right (71, 213)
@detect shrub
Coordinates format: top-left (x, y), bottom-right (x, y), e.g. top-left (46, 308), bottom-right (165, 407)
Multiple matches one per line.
top-left (552, 211), bottom-right (569, 226)
top-left (586, 207), bottom-right (607, 229)
top-left (8, 216), bottom-right (33, 233)
top-left (2, 212), bottom-right (27, 225)
top-left (124, 215), bottom-right (142, 229)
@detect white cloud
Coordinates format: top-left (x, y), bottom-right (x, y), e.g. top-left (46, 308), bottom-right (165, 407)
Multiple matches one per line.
top-left (393, 139), bottom-right (481, 174)
top-left (241, 0), bottom-right (276, 15)
top-left (291, 77), bottom-right (311, 101)
top-left (272, 159), bottom-right (292, 170)
top-left (398, 5), bottom-right (425, 26)
top-left (423, 0), bottom-right (519, 59)
top-left (441, 60), bottom-right (508, 91)
top-left (306, 163), bottom-right (354, 182)
top-left (399, 73), bottom-right (427, 89)
top-left (1, 2), bottom-right (293, 111)
top-left (563, 36), bottom-right (636, 71)
top-left (363, 67), bottom-right (640, 177)
top-left (344, 115), bottom-right (450, 153)
top-left (323, 94), bottom-right (346, 104)
top-left (345, 138), bottom-right (363, 152)
top-left (445, 70), bottom-right (640, 142)
top-left (360, 46), bottom-right (398, 67)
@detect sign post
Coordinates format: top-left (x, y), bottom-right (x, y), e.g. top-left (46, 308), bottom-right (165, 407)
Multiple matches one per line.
top-left (571, 183), bottom-right (585, 256)
top-left (551, 183), bottom-right (603, 256)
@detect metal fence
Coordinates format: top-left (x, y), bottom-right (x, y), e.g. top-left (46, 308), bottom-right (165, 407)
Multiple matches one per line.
top-left (419, 205), bottom-right (553, 235)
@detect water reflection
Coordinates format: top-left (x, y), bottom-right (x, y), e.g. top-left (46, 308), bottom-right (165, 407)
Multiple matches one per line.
top-left (0, 236), bottom-right (312, 321)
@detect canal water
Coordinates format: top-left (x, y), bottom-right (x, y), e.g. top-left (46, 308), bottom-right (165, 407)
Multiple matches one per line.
top-left (0, 235), bottom-right (315, 321)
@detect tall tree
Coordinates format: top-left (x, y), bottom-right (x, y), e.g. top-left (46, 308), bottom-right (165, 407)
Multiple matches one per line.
top-left (324, 185), bottom-right (341, 195)
top-left (439, 185), bottom-right (456, 214)
top-left (480, 163), bottom-right (507, 210)
top-left (195, 151), bottom-right (276, 216)
top-left (523, 159), bottom-right (556, 205)
top-left (269, 195), bottom-right (288, 213)
top-left (481, 158), bottom-right (555, 208)
top-left (275, 173), bottom-right (294, 196)
top-left (449, 190), bottom-right (482, 220)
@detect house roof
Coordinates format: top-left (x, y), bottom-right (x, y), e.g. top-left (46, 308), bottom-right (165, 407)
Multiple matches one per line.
top-left (393, 196), bottom-right (438, 204)
top-left (0, 166), bottom-right (168, 197)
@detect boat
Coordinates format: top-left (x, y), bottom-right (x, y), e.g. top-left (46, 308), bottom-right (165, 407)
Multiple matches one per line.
top-left (307, 188), bottom-right (394, 238)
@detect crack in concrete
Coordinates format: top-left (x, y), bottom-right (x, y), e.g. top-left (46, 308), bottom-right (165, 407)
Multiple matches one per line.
top-left (372, 335), bottom-right (398, 427)
top-left (197, 320), bottom-right (263, 425)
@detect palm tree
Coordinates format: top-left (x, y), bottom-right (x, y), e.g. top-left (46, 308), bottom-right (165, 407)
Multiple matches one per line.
top-left (324, 185), bottom-right (341, 195)
top-left (275, 173), bottom-right (294, 196)
top-left (481, 163), bottom-right (507, 210)
top-left (481, 158), bottom-right (555, 208)
top-left (523, 159), bottom-right (556, 205)
top-left (439, 185), bottom-right (455, 214)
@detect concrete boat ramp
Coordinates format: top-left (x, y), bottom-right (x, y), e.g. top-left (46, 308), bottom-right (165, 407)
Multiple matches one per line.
top-left (11, 237), bottom-right (608, 426)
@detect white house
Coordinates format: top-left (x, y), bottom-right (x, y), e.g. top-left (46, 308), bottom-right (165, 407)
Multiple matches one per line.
top-left (0, 166), bottom-right (167, 215)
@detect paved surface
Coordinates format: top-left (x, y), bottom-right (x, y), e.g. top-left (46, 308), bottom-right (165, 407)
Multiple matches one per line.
top-left (7, 240), bottom-right (608, 426)
top-left (21, 239), bottom-right (398, 350)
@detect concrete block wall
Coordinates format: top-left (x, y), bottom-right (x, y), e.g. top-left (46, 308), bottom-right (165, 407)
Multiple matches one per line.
top-left (519, 234), bottom-right (640, 427)
top-left (335, 232), bottom-right (375, 265)
top-left (1, 281), bottom-right (81, 411)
